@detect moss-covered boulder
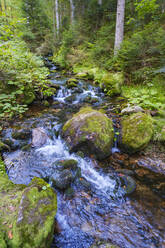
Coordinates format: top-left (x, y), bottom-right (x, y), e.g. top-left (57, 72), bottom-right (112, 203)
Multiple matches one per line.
top-left (0, 157), bottom-right (57, 248)
top-left (121, 113), bottom-right (153, 153)
top-left (62, 107), bottom-right (114, 160)
top-left (101, 72), bottom-right (123, 97)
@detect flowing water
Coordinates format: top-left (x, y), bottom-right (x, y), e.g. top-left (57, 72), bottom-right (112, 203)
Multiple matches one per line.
top-left (2, 59), bottom-right (165, 248)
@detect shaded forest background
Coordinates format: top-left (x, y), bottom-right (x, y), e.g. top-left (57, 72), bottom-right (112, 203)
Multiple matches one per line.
top-left (0, 0), bottom-right (165, 121)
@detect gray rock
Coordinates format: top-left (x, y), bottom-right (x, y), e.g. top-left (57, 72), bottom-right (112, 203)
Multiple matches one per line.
top-left (32, 127), bottom-right (48, 148)
top-left (121, 105), bottom-right (144, 115)
top-left (51, 169), bottom-right (73, 190)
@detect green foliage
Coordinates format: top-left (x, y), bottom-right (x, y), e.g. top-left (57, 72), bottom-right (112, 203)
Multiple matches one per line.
top-left (0, 39), bottom-right (52, 118)
top-left (114, 24), bottom-right (165, 83)
top-left (21, 0), bottom-right (50, 44)
top-left (122, 81), bottom-right (165, 111)
top-left (135, 0), bottom-right (159, 19)
top-left (53, 28), bottom-right (77, 67)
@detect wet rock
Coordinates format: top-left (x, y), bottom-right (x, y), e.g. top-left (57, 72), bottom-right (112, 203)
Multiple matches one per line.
top-left (0, 141), bottom-right (10, 152)
top-left (66, 78), bottom-right (78, 84)
top-left (121, 113), bottom-right (153, 153)
top-left (12, 129), bottom-right (31, 140)
top-left (51, 169), bottom-right (73, 190)
top-left (116, 169), bottom-right (134, 176)
top-left (121, 105), bottom-right (144, 115)
top-left (64, 187), bottom-right (75, 199)
top-left (21, 144), bottom-right (31, 151)
top-left (54, 159), bottom-right (78, 169)
top-left (32, 127), bottom-right (48, 148)
top-left (73, 87), bottom-right (84, 94)
top-left (53, 123), bottom-right (62, 137)
top-left (78, 177), bottom-right (91, 190)
top-left (62, 107), bottom-right (114, 160)
top-left (90, 241), bottom-right (119, 248)
top-left (90, 97), bottom-right (99, 104)
top-left (65, 94), bottom-right (77, 103)
top-left (0, 157), bottom-right (57, 248)
top-left (84, 95), bottom-right (92, 103)
top-left (118, 174), bottom-right (136, 195)
top-left (67, 82), bottom-right (78, 89)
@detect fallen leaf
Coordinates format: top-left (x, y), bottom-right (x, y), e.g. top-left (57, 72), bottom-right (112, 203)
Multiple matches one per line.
top-left (8, 230), bottom-right (13, 240)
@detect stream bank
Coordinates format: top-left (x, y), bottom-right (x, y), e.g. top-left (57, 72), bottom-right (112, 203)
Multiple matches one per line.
top-left (0, 58), bottom-right (165, 248)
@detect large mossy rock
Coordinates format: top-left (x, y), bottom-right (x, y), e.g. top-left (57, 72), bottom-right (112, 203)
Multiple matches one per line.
top-left (101, 72), bottom-right (123, 97)
top-left (62, 107), bottom-right (114, 160)
top-left (0, 157), bottom-right (57, 248)
top-left (121, 113), bottom-right (153, 153)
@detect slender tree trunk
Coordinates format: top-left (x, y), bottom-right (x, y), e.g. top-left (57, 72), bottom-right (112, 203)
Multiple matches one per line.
top-left (98, 0), bottom-right (102, 5)
top-left (0, 0), bottom-right (2, 12)
top-left (55, 0), bottom-right (59, 37)
top-left (53, 0), bottom-right (56, 40)
top-left (114, 0), bottom-right (125, 55)
top-left (70, 0), bottom-right (75, 24)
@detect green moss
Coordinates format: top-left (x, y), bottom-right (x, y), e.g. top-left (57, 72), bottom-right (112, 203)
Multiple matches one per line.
top-left (0, 157), bottom-right (57, 248)
top-left (121, 112), bottom-right (153, 153)
top-left (101, 72), bottom-right (123, 97)
top-left (80, 112), bottom-right (114, 153)
top-left (56, 159), bottom-right (78, 169)
top-left (67, 82), bottom-right (78, 88)
top-left (62, 107), bottom-right (114, 160)
top-left (67, 78), bottom-right (78, 84)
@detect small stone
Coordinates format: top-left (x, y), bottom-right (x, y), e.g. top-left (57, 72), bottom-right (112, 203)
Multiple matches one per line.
top-left (121, 105), bottom-right (144, 115)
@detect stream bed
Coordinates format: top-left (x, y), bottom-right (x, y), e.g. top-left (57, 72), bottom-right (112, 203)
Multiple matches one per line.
top-left (2, 59), bottom-right (165, 248)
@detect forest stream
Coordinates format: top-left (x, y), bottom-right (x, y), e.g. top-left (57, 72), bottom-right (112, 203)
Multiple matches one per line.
top-left (1, 58), bottom-right (165, 248)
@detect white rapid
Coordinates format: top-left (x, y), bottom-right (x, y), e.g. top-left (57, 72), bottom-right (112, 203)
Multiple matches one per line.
top-left (36, 137), bottom-right (116, 195)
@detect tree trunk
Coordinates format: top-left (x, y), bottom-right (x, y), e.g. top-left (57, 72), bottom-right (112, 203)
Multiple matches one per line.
top-left (70, 0), bottom-right (75, 24)
top-left (53, 0), bottom-right (56, 40)
top-left (55, 0), bottom-right (59, 36)
top-left (114, 0), bottom-right (125, 55)
top-left (98, 0), bottom-right (102, 5)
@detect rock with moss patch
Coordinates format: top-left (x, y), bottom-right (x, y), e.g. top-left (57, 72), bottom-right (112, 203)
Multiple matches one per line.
top-left (0, 141), bottom-right (10, 152)
top-left (76, 72), bottom-right (89, 79)
top-left (62, 107), bottom-right (114, 160)
top-left (54, 159), bottom-right (78, 169)
top-left (67, 82), bottom-right (78, 88)
top-left (67, 78), bottom-right (78, 84)
top-left (0, 157), bottom-right (57, 248)
top-left (51, 169), bottom-right (73, 190)
top-left (121, 113), bottom-right (153, 153)
top-left (12, 129), bottom-right (31, 140)
top-left (101, 72), bottom-right (123, 97)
